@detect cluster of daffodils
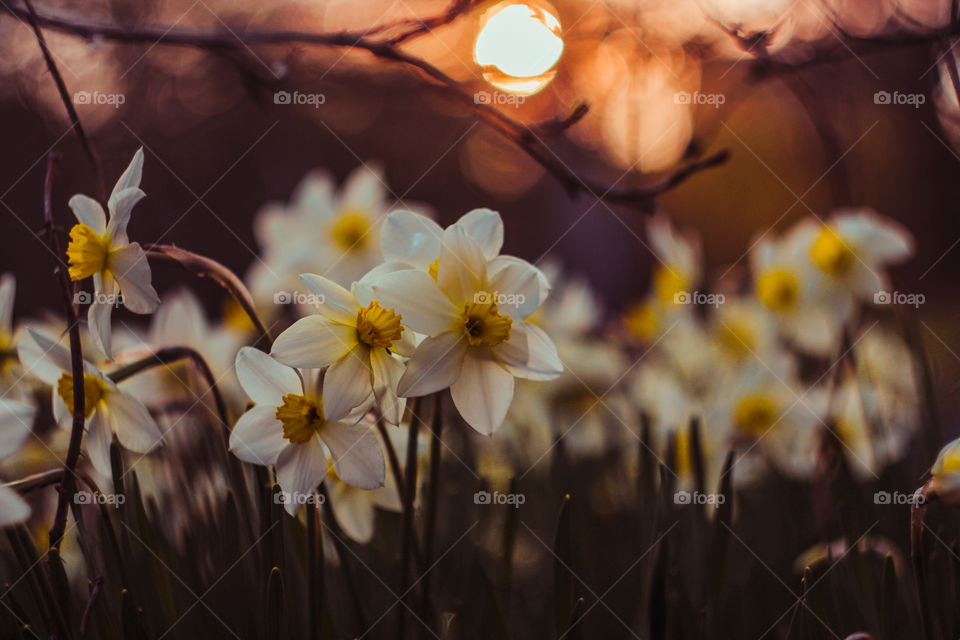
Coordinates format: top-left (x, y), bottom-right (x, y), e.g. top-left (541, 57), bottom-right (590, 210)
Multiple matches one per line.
top-left (0, 153), bottom-right (943, 541)
top-left (617, 211), bottom-right (917, 489)
top-left (239, 208), bottom-right (564, 510)
top-left (0, 157), bottom-right (565, 533)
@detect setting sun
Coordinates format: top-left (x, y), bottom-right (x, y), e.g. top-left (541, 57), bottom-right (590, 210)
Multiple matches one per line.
top-left (473, 1), bottom-right (564, 96)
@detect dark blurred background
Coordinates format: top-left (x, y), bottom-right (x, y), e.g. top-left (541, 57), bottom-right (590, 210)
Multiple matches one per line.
top-left (2, 0), bottom-right (960, 418)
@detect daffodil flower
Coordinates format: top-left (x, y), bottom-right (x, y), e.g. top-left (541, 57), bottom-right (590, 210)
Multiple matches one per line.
top-left (17, 329), bottom-right (164, 476)
top-left (931, 438), bottom-right (960, 507)
top-left (0, 273), bottom-right (25, 396)
top-left (248, 164), bottom-right (397, 304)
top-left (229, 347), bottom-right (385, 515)
top-left (647, 214), bottom-right (701, 308)
top-left (707, 360), bottom-right (826, 483)
top-left (270, 274), bottom-right (415, 425)
top-left (65, 148), bottom-right (160, 359)
top-left (371, 225), bottom-right (563, 435)
top-left (789, 209), bottom-right (912, 306)
top-left (750, 233), bottom-right (846, 357)
top-left (0, 398), bottom-right (36, 526)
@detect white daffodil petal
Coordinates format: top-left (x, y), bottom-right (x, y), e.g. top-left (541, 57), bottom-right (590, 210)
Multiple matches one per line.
top-left (487, 256), bottom-right (545, 319)
top-left (112, 147), bottom-right (144, 195)
top-left (321, 421), bottom-right (385, 490)
top-left (397, 332), bottom-right (468, 397)
top-left (230, 406), bottom-right (287, 465)
top-left (438, 226), bottom-right (486, 304)
top-left (493, 322), bottom-right (563, 381)
top-left (298, 274), bottom-right (361, 323)
top-left (0, 400), bottom-right (35, 459)
top-left (18, 329), bottom-right (71, 385)
top-left (450, 351), bottom-right (514, 436)
top-left (354, 262), bottom-right (407, 306)
top-left (270, 316), bottom-right (357, 369)
top-left (370, 348), bottom-right (406, 425)
top-left (106, 187), bottom-right (146, 244)
top-left (89, 273), bottom-right (120, 359)
top-left (328, 483), bottom-right (376, 543)
top-left (0, 486), bottom-right (31, 528)
top-left (276, 438), bottom-right (328, 515)
top-left (380, 210), bottom-right (443, 269)
top-left (151, 289), bottom-right (206, 347)
top-left (340, 164), bottom-right (384, 214)
top-left (236, 346), bottom-right (302, 406)
top-left (109, 243), bottom-right (160, 314)
top-left (106, 389), bottom-right (164, 453)
top-left (85, 408), bottom-right (113, 477)
top-left (323, 346), bottom-right (374, 422)
top-left (370, 270), bottom-right (459, 335)
top-left (455, 208), bottom-right (503, 260)
top-left (68, 195), bottom-right (107, 234)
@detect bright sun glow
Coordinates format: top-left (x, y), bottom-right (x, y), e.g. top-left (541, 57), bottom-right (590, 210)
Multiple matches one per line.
top-left (474, 1), bottom-right (564, 96)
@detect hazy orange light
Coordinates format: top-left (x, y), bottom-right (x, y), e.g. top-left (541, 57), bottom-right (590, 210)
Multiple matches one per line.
top-left (473, 1), bottom-right (564, 96)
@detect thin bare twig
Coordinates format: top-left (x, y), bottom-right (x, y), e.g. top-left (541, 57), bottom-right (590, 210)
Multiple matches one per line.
top-left (2, 2), bottom-right (727, 207)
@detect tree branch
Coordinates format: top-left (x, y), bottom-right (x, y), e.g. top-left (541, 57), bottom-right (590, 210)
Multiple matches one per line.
top-left (2, 2), bottom-right (727, 207)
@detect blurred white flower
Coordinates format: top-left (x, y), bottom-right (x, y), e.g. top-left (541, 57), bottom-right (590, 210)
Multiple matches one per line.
top-left (0, 398), bottom-right (36, 527)
top-left (706, 358), bottom-right (826, 483)
top-left (750, 229), bottom-right (846, 357)
top-left (248, 164), bottom-right (395, 302)
top-left (229, 347), bottom-right (384, 515)
top-left (65, 148), bottom-right (160, 359)
top-left (0, 273), bottom-right (27, 399)
top-left (17, 329), bottom-right (164, 476)
top-left (371, 213), bottom-right (562, 435)
top-left (787, 210), bottom-right (912, 311)
top-left (270, 274), bottom-right (415, 425)
top-left (115, 289), bottom-right (246, 441)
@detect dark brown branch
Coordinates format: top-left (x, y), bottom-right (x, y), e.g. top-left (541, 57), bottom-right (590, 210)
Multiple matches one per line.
top-left (2, 2), bottom-right (728, 207)
top-left (39, 152), bottom-right (86, 552)
top-left (381, 0), bottom-right (477, 46)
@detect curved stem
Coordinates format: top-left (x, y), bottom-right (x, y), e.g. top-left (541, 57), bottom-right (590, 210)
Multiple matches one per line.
top-left (143, 243), bottom-right (272, 348)
top-left (108, 345), bottom-right (230, 431)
